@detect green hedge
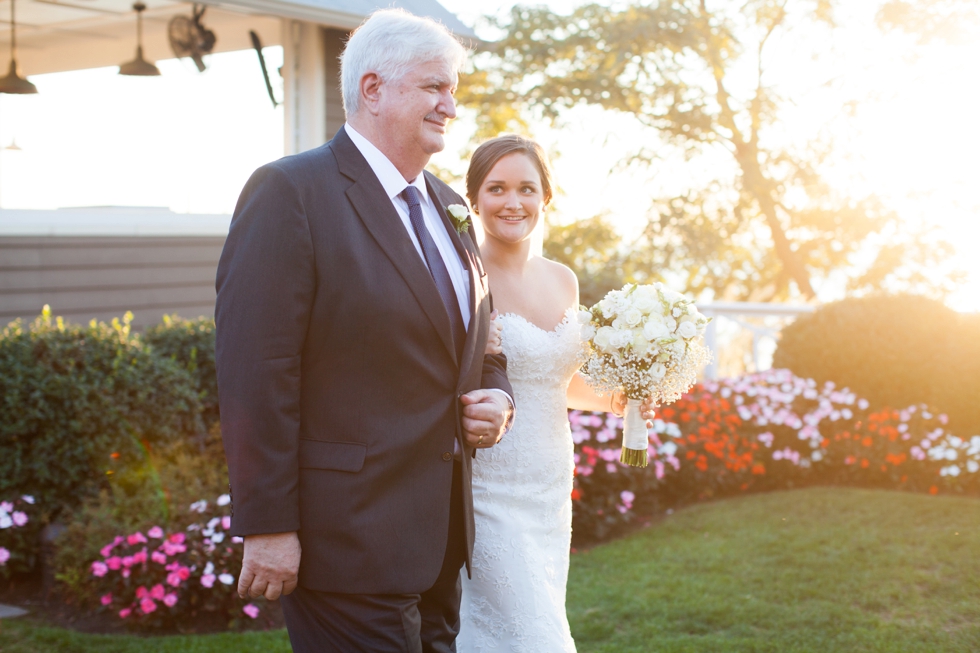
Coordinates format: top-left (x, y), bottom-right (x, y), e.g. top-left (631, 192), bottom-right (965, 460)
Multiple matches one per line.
top-left (145, 315), bottom-right (219, 433)
top-left (773, 295), bottom-right (980, 436)
top-left (0, 307), bottom-right (203, 523)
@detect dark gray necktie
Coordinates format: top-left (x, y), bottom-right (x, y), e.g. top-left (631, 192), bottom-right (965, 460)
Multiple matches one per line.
top-left (401, 185), bottom-right (466, 358)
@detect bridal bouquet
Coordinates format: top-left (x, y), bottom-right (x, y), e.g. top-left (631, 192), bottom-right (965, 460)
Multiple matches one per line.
top-left (579, 283), bottom-right (712, 467)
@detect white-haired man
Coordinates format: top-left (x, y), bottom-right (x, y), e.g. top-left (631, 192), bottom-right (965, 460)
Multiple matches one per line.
top-left (215, 9), bottom-right (514, 652)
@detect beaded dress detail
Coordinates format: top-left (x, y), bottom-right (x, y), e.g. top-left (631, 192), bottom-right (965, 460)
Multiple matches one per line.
top-left (458, 306), bottom-right (586, 652)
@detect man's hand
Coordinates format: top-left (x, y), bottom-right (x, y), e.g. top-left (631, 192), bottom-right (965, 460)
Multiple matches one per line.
top-left (238, 531), bottom-right (301, 601)
top-left (460, 389), bottom-right (511, 449)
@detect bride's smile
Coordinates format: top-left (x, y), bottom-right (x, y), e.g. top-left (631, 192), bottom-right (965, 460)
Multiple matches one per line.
top-left (475, 152), bottom-right (545, 246)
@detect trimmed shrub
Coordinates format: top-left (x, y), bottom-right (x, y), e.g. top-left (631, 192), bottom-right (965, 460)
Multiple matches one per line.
top-left (144, 315), bottom-right (219, 433)
top-left (0, 307), bottom-right (203, 526)
top-left (772, 294), bottom-right (980, 437)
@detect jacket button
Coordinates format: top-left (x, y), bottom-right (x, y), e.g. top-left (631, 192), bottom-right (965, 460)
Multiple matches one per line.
top-left (442, 452), bottom-right (452, 461)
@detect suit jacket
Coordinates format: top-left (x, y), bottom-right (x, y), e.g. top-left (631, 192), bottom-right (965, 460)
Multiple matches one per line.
top-left (215, 126), bottom-right (512, 594)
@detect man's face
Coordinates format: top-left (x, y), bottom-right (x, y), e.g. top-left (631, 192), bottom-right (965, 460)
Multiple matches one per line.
top-left (378, 58), bottom-right (458, 159)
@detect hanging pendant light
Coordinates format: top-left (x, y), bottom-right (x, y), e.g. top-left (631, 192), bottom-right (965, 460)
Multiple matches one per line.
top-left (0, 0), bottom-right (38, 94)
top-left (119, 2), bottom-right (161, 76)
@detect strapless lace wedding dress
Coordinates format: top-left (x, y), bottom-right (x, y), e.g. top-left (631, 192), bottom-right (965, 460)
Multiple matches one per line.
top-left (458, 307), bottom-right (586, 652)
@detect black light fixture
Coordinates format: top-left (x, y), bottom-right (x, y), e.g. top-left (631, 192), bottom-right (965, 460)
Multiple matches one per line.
top-left (119, 2), bottom-right (161, 76)
top-left (0, 0), bottom-right (38, 94)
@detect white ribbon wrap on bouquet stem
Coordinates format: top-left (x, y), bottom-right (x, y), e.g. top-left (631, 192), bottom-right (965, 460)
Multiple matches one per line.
top-left (620, 398), bottom-right (649, 468)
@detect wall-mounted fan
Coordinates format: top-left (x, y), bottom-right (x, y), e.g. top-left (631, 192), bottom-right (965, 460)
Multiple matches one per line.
top-left (168, 5), bottom-right (216, 72)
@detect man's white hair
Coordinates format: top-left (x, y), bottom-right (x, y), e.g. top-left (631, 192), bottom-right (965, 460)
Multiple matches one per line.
top-left (340, 8), bottom-right (468, 116)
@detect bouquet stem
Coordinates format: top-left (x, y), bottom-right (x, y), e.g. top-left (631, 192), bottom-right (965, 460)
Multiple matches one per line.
top-left (620, 398), bottom-right (649, 468)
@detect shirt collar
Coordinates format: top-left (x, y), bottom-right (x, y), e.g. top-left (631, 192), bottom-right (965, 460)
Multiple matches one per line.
top-left (344, 123), bottom-right (430, 206)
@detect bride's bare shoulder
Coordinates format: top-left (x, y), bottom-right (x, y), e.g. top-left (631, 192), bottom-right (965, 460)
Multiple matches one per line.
top-left (533, 257), bottom-right (579, 304)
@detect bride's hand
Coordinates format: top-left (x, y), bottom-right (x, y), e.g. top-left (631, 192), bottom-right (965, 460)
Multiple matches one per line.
top-left (610, 390), bottom-right (658, 426)
top-left (485, 310), bottom-right (503, 356)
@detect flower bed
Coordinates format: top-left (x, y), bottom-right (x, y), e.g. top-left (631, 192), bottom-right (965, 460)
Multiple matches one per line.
top-left (570, 369), bottom-right (980, 541)
top-left (0, 495), bottom-right (39, 577)
top-left (86, 494), bottom-right (267, 630)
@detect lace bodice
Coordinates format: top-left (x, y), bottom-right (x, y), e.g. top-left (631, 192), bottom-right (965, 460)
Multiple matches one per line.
top-left (458, 306), bottom-right (586, 652)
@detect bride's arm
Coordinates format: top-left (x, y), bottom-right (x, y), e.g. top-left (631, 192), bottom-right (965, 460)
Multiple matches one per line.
top-left (567, 373), bottom-right (625, 414)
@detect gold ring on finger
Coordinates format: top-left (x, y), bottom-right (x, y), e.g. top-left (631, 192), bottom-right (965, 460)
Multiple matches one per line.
top-left (478, 435), bottom-right (484, 445)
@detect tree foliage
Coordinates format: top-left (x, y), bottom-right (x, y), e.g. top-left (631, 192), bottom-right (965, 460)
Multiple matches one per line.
top-left (460, 0), bottom-right (960, 301)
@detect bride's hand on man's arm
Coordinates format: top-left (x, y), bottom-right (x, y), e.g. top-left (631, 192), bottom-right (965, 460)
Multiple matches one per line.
top-left (484, 310), bottom-right (503, 356)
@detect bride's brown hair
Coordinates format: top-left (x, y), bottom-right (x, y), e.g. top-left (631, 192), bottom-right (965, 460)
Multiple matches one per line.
top-left (466, 135), bottom-right (554, 212)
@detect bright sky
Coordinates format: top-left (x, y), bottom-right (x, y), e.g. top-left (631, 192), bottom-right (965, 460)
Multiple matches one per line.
top-left (0, 0), bottom-right (977, 311)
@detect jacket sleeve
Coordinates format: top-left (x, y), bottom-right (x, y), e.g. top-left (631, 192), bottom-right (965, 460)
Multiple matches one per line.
top-left (215, 163), bottom-right (314, 537)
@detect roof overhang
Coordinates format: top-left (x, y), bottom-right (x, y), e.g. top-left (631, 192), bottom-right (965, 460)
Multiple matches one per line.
top-left (0, 0), bottom-right (477, 77)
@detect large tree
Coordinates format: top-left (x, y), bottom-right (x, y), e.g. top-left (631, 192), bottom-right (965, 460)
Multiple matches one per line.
top-left (458, 0), bottom-right (961, 301)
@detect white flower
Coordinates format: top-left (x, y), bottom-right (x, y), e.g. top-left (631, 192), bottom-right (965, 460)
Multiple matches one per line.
top-left (21, 495), bottom-right (35, 504)
top-left (577, 310), bottom-right (593, 325)
top-left (218, 573), bottom-right (235, 585)
top-left (0, 514), bottom-right (11, 529)
top-left (216, 494), bottom-right (231, 506)
top-left (611, 329), bottom-right (633, 349)
top-left (446, 204), bottom-right (469, 221)
top-left (632, 330), bottom-right (651, 356)
top-left (643, 319), bottom-right (670, 340)
top-left (594, 326), bottom-right (616, 353)
top-left (211, 532), bottom-right (225, 543)
top-left (204, 562), bottom-right (215, 575)
top-left (189, 500), bottom-right (208, 513)
top-left (677, 321), bottom-right (697, 339)
top-left (650, 363), bottom-right (667, 380)
top-left (623, 308), bottom-right (643, 327)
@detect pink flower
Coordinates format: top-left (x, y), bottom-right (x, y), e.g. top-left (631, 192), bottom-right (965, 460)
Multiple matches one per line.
top-left (127, 532), bottom-right (147, 545)
top-left (243, 603), bottom-right (260, 619)
top-left (135, 586), bottom-right (148, 599)
top-left (200, 573), bottom-right (216, 588)
top-left (166, 572), bottom-right (182, 587)
top-left (0, 501), bottom-right (12, 513)
top-left (150, 584), bottom-right (166, 600)
top-left (100, 593), bottom-right (113, 606)
top-left (147, 526), bottom-right (164, 539)
top-left (132, 548), bottom-right (148, 565)
top-left (12, 512), bottom-right (28, 527)
top-left (91, 561), bottom-right (108, 577)
top-left (162, 541), bottom-right (187, 556)
top-left (122, 556), bottom-right (135, 568)
top-left (121, 568), bottom-right (131, 578)
top-left (0, 547), bottom-right (10, 565)
top-left (177, 566), bottom-right (191, 580)
top-left (169, 532), bottom-right (186, 544)
top-left (151, 551), bottom-right (167, 565)
top-left (139, 598), bottom-right (157, 614)
top-left (165, 561), bottom-right (180, 572)
top-left (119, 607), bottom-right (131, 618)
top-left (100, 543), bottom-right (116, 558)
top-left (222, 516), bottom-right (231, 530)
top-left (163, 593), bottom-right (178, 607)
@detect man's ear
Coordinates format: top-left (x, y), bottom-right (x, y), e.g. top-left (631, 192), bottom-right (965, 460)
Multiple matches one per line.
top-left (359, 72), bottom-right (383, 116)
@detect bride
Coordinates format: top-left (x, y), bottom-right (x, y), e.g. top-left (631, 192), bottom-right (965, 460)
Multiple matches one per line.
top-left (457, 135), bottom-right (655, 651)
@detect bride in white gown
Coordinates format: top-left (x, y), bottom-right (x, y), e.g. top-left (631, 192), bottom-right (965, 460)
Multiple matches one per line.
top-left (456, 136), bottom-right (654, 652)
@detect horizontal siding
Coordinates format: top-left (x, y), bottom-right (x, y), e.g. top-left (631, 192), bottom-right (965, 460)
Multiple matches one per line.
top-left (0, 236), bottom-right (226, 330)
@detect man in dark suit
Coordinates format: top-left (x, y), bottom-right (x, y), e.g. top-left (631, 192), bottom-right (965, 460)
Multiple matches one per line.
top-left (214, 9), bottom-right (513, 652)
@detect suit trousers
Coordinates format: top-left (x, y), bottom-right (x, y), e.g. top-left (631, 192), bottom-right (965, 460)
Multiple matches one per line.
top-left (281, 462), bottom-right (466, 653)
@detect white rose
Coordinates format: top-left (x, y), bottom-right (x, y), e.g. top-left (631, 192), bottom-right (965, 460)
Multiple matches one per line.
top-left (643, 319), bottom-right (671, 340)
top-left (577, 309), bottom-right (593, 325)
top-left (623, 308), bottom-right (643, 326)
top-left (666, 317), bottom-right (677, 331)
top-left (594, 326), bottom-right (616, 352)
top-left (581, 323), bottom-right (596, 341)
top-left (446, 204), bottom-right (469, 220)
top-left (599, 299), bottom-right (616, 319)
top-left (677, 321), bottom-right (698, 339)
top-left (631, 287), bottom-right (658, 313)
top-left (650, 363), bottom-right (667, 380)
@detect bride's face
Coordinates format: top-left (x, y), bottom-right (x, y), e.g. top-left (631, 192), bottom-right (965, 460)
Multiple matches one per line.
top-left (475, 153), bottom-right (544, 246)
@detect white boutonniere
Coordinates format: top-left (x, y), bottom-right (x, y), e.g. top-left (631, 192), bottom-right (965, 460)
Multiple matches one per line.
top-left (446, 204), bottom-right (472, 235)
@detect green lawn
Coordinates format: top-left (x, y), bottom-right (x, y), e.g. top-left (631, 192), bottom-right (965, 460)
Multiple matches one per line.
top-left (567, 487), bottom-right (980, 652)
top-left (4, 487), bottom-right (980, 652)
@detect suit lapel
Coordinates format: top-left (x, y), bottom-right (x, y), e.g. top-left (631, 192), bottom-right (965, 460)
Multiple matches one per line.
top-left (332, 129), bottom-right (458, 363)
top-left (424, 173), bottom-right (487, 380)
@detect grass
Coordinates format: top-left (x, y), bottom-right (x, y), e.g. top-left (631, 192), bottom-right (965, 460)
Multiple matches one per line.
top-left (567, 487), bottom-right (980, 652)
top-left (3, 487), bottom-right (980, 652)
